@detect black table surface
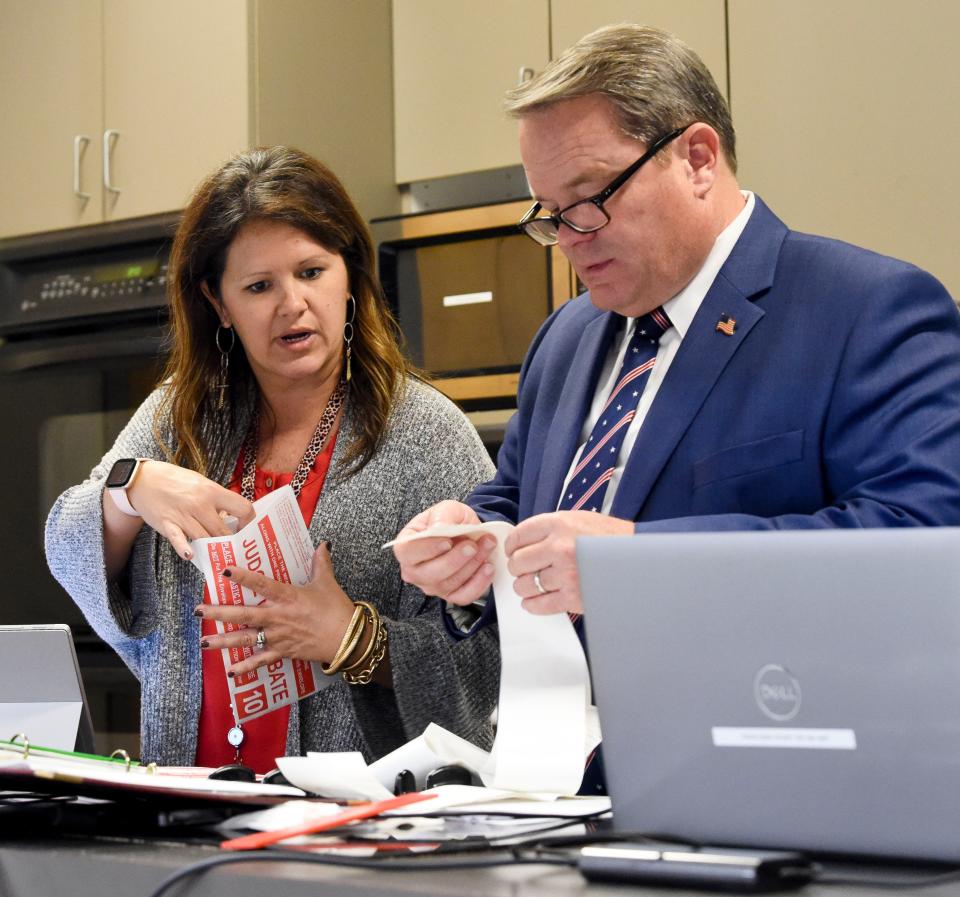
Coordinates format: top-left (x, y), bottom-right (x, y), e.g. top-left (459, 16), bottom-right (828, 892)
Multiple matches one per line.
top-left (3, 834), bottom-right (960, 897)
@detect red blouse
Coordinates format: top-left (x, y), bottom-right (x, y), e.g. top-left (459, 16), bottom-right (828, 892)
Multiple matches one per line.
top-left (195, 430), bottom-right (338, 774)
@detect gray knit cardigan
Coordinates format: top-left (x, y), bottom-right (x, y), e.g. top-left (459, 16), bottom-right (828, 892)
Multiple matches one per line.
top-left (45, 378), bottom-right (498, 765)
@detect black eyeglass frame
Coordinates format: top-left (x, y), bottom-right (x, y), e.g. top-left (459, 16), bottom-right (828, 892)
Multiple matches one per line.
top-left (518, 124), bottom-right (691, 245)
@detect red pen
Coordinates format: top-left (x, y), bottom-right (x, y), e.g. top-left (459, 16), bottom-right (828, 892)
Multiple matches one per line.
top-left (220, 791), bottom-right (435, 851)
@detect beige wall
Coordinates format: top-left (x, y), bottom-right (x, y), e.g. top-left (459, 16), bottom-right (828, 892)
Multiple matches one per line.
top-left (257, 0), bottom-right (398, 221)
top-left (729, 0), bottom-right (960, 300)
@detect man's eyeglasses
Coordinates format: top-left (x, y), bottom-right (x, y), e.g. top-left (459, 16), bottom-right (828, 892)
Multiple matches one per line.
top-left (518, 125), bottom-right (690, 246)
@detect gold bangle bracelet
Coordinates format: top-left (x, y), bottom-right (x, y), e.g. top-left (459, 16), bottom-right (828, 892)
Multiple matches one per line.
top-left (321, 604), bottom-right (366, 675)
top-left (335, 604), bottom-right (366, 658)
top-left (323, 622), bottom-right (364, 675)
top-left (340, 604), bottom-right (381, 673)
top-left (343, 618), bottom-right (389, 686)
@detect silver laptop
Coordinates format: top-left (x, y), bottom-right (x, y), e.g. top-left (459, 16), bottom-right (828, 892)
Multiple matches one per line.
top-left (578, 527), bottom-right (960, 862)
top-left (0, 624), bottom-right (96, 753)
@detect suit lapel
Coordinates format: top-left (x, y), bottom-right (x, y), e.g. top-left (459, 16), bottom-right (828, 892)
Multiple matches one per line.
top-left (610, 285), bottom-right (762, 518)
top-left (533, 312), bottom-right (621, 514)
top-left (610, 197), bottom-right (788, 520)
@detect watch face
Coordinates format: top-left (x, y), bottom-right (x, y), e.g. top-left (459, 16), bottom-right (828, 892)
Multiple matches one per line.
top-left (106, 458), bottom-right (138, 488)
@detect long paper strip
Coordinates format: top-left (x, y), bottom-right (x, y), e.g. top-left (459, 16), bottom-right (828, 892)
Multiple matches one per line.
top-left (387, 521), bottom-right (593, 795)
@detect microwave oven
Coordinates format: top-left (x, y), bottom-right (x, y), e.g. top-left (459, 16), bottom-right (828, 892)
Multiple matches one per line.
top-left (370, 201), bottom-right (577, 407)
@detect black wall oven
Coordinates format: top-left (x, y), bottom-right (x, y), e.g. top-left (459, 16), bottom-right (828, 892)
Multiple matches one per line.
top-left (0, 213), bottom-right (178, 752)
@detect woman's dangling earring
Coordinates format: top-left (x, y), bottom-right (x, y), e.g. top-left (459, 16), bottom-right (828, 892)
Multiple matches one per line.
top-left (215, 324), bottom-right (235, 409)
top-left (343, 294), bottom-right (356, 383)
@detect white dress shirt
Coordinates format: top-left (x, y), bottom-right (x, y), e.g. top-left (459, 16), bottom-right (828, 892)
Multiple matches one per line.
top-left (559, 191), bottom-right (756, 514)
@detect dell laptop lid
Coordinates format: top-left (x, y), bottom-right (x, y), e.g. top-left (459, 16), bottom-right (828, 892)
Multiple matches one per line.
top-left (0, 624), bottom-right (96, 753)
top-left (578, 527), bottom-right (960, 862)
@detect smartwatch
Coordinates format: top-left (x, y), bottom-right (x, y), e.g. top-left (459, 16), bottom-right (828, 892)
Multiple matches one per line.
top-left (105, 458), bottom-right (144, 517)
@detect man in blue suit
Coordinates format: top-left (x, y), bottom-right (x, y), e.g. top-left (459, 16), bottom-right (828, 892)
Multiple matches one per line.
top-left (394, 24), bottom-right (960, 620)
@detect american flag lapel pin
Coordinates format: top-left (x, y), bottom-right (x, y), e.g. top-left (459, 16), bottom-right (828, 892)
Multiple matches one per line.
top-left (716, 315), bottom-right (737, 336)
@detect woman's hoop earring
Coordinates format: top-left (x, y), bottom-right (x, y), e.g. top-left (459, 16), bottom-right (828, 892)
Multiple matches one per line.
top-left (215, 324), bottom-right (235, 409)
top-left (343, 294), bottom-right (356, 383)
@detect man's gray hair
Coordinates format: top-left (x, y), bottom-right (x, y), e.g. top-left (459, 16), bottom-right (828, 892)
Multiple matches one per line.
top-left (505, 23), bottom-right (736, 172)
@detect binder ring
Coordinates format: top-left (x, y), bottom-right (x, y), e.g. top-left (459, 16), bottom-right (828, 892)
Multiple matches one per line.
top-left (9, 732), bottom-right (29, 758)
top-left (110, 748), bottom-right (132, 771)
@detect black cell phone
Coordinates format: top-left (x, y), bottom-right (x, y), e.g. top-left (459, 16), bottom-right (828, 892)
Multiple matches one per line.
top-left (579, 843), bottom-right (815, 892)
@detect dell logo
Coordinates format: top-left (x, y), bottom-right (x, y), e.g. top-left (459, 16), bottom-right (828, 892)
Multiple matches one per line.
top-left (753, 664), bottom-right (802, 721)
top-left (759, 684), bottom-right (797, 702)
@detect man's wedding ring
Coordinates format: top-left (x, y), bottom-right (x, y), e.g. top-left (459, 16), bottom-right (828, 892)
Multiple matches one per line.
top-left (255, 627), bottom-right (267, 651)
top-left (533, 570), bottom-right (547, 595)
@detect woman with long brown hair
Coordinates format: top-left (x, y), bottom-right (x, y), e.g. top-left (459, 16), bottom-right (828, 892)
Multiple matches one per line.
top-left (45, 147), bottom-right (498, 772)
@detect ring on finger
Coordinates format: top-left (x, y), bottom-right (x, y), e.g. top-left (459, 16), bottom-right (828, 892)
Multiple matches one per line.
top-left (533, 570), bottom-right (548, 595)
top-left (255, 627), bottom-right (267, 651)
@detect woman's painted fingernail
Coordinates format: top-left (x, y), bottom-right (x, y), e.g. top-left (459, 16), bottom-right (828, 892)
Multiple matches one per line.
top-left (199, 640), bottom-right (209, 648)
top-left (183, 548), bottom-right (193, 560)
top-left (193, 608), bottom-right (203, 617)
top-left (227, 670), bottom-right (235, 678)
top-left (223, 568), bottom-right (232, 578)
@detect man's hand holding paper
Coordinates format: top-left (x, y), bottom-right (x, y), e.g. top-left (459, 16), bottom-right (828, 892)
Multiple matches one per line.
top-left (392, 499), bottom-right (497, 605)
top-left (392, 502), bottom-right (633, 615)
top-left (505, 511), bottom-right (635, 615)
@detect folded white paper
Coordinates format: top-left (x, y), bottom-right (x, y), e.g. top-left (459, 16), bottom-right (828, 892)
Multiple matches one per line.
top-left (278, 752), bottom-right (393, 802)
top-left (276, 724), bottom-right (489, 801)
top-left (368, 722), bottom-right (494, 791)
top-left (190, 486), bottom-right (334, 725)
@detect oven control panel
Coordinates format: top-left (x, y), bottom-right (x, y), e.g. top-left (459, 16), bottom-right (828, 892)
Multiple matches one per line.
top-left (30, 260), bottom-right (167, 308)
top-left (0, 251), bottom-right (170, 335)
top-left (0, 220), bottom-right (175, 335)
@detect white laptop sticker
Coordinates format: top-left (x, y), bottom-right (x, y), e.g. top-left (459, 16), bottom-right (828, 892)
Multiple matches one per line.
top-left (712, 727), bottom-right (857, 750)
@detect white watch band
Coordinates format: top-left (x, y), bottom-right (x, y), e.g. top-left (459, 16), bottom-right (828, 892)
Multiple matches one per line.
top-left (108, 485), bottom-right (140, 517)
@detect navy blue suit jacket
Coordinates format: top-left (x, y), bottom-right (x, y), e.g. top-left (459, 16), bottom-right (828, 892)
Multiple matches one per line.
top-left (451, 197), bottom-right (960, 796)
top-left (468, 197), bottom-right (960, 531)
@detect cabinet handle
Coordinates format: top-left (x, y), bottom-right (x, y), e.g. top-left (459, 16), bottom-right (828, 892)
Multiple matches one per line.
top-left (103, 129), bottom-right (121, 194)
top-left (517, 66), bottom-right (535, 86)
top-left (72, 135), bottom-right (91, 201)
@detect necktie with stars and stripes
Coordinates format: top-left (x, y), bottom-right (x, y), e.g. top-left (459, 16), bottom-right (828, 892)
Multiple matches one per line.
top-left (558, 307), bottom-right (672, 796)
top-left (558, 306), bottom-right (672, 514)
